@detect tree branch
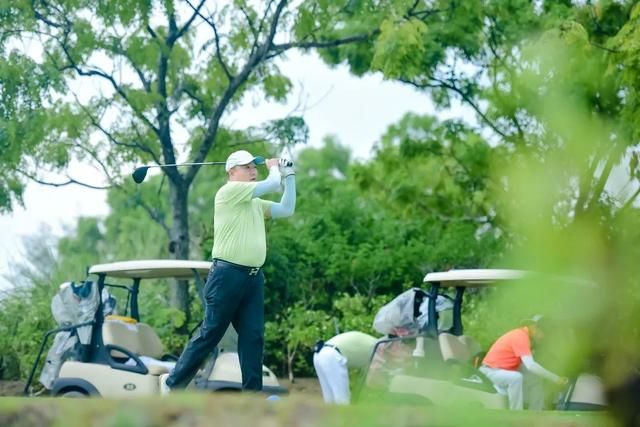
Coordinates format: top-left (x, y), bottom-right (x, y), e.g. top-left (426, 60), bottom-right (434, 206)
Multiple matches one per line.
top-left (56, 41), bottom-right (160, 137)
top-left (146, 24), bottom-right (158, 39)
top-left (253, 0), bottom-right (275, 56)
top-left (71, 142), bottom-right (116, 182)
top-left (185, 0), bottom-right (289, 186)
top-left (400, 76), bottom-right (509, 140)
top-left (113, 40), bottom-right (152, 92)
top-left (44, 15), bottom-right (160, 136)
top-left (268, 30), bottom-right (378, 59)
top-left (31, 3), bottom-right (64, 28)
top-left (590, 41), bottom-right (619, 54)
top-left (182, 86), bottom-right (208, 115)
top-left (185, 0), bottom-right (233, 80)
top-left (169, 0), bottom-right (205, 44)
top-left (16, 169), bottom-right (111, 190)
top-left (575, 151), bottom-right (601, 215)
top-left (135, 195), bottom-right (171, 235)
top-left (131, 123), bottom-right (163, 166)
top-left (154, 18), bottom-right (180, 186)
top-left (69, 89), bottom-right (158, 159)
top-left (209, 16), bottom-right (233, 81)
top-left (238, 3), bottom-right (259, 56)
top-left (584, 145), bottom-right (618, 213)
top-left (485, 16), bottom-right (527, 143)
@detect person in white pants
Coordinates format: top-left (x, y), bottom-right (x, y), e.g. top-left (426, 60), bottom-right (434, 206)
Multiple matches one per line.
top-left (479, 315), bottom-right (568, 410)
top-left (313, 331), bottom-right (378, 404)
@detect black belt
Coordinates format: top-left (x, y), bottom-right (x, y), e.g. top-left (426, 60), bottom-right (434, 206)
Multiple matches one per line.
top-left (213, 259), bottom-right (261, 276)
top-left (324, 343), bottom-right (341, 355)
top-left (314, 340), bottom-right (342, 355)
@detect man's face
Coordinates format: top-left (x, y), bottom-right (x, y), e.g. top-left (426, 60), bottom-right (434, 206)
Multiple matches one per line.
top-left (530, 324), bottom-right (545, 342)
top-left (229, 163), bottom-right (258, 182)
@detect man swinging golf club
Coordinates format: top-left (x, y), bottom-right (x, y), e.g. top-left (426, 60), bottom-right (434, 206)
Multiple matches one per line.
top-left (160, 149), bottom-right (296, 393)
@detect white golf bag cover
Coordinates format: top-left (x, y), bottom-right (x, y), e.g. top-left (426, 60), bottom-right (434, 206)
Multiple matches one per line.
top-left (39, 281), bottom-right (100, 389)
top-left (372, 288), bottom-right (452, 335)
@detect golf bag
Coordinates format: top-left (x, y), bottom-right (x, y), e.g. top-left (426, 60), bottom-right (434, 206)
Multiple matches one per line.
top-left (39, 281), bottom-right (101, 389)
top-left (372, 288), bottom-right (453, 335)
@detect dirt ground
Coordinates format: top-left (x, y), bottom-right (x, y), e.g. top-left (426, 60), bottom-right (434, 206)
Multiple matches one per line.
top-left (1, 377), bottom-right (321, 397)
top-left (278, 377), bottom-right (322, 397)
top-left (0, 381), bottom-right (26, 397)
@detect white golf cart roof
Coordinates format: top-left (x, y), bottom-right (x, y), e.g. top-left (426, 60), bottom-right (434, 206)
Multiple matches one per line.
top-left (88, 260), bottom-right (212, 279)
top-left (423, 269), bottom-right (526, 287)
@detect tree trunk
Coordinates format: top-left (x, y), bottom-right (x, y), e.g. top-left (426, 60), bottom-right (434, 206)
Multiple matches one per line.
top-left (287, 348), bottom-right (296, 383)
top-left (169, 181), bottom-right (191, 333)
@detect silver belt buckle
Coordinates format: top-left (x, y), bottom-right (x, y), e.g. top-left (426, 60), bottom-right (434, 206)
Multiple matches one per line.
top-left (249, 267), bottom-right (259, 276)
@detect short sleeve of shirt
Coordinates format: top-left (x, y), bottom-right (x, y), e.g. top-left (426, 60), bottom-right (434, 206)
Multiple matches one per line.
top-left (511, 329), bottom-right (532, 358)
top-left (482, 327), bottom-right (532, 370)
top-left (259, 199), bottom-right (275, 218)
top-left (217, 181), bottom-right (257, 205)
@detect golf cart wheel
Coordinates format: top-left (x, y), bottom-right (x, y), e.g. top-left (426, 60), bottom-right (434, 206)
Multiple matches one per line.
top-left (60, 390), bottom-right (88, 398)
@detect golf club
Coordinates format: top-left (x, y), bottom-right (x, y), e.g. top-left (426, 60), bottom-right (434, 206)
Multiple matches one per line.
top-left (132, 157), bottom-right (266, 184)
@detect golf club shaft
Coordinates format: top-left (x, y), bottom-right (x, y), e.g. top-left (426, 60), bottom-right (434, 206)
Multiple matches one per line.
top-left (148, 161), bottom-right (226, 168)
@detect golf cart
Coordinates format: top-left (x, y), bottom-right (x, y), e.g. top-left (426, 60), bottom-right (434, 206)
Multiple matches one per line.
top-left (361, 269), bottom-right (607, 410)
top-left (24, 259), bottom-right (287, 397)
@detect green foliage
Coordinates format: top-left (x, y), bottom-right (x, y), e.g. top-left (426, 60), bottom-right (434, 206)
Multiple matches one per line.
top-left (139, 304), bottom-right (189, 353)
top-left (0, 226), bottom-right (89, 380)
top-left (0, 52), bottom-right (59, 212)
top-left (265, 292), bottom-right (391, 380)
top-left (309, 0), bottom-right (639, 229)
top-left (4, 2), bottom-right (640, 403)
top-left (256, 132), bottom-right (502, 375)
top-left (266, 302), bottom-right (331, 380)
top-left (0, 393), bottom-right (611, 426)
top-left (0, 1), bottom-right (320, 282)
top-left (1, 121), bottom-right (506, 380)
top-left (262, 116), bottom-right (309, 152)
top-left (261, 73), bottom-right (293, 102)
top-left (372, 18), bottom-right (429, 78)
top-left (332, 293), bottom-right (390, 335)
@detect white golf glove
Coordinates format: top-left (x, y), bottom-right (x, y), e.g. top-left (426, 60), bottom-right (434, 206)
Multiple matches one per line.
top-left (278, 158), bottom-right (295, 177)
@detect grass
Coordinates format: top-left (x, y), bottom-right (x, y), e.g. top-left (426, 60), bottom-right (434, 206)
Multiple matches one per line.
top-left (0, 392), bottom-right (616, 427)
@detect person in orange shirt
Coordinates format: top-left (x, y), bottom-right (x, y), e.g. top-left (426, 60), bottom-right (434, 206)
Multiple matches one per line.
top-left (479, 315), bottom-right (568, 410)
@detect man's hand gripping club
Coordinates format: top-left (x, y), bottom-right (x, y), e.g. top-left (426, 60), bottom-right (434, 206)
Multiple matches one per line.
top-left (278, 158), bottom-right (295, 178)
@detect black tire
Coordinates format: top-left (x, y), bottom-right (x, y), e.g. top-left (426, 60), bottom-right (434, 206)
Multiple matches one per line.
top-left (60, 390), bottom-right (88, 398)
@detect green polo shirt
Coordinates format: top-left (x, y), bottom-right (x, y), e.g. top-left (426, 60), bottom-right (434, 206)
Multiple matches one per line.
top-left (327, 331), bottom-right (378, 369)
top-left (211, 181), bottom-right (275, 267)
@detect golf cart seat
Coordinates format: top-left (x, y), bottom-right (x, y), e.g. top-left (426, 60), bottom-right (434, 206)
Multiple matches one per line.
top-left (136, 323), bottom-right (168, 360)
top-left (438, 333), bottom-right (498, 394)
top-left (102, 319), bottom-right (174, 375)
top-left (459, 336), bottom-right (482, 359)
top-left (560, 373), bottom-right (607, 410)
top-left (438, 333), bottom-right (482, 364)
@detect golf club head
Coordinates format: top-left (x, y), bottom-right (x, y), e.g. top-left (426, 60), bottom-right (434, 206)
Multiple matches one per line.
top-left (132, 166), bottom-right (149, 184)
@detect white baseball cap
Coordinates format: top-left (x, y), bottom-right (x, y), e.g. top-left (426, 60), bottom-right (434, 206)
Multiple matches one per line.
top-left (225, 150), bottom-right (265, 172)
top-left (521, 314), bottom-right (544, 325)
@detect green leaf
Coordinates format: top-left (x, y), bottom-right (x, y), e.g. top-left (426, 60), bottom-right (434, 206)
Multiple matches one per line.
top-left (371, 18), bottom-right (428, 78)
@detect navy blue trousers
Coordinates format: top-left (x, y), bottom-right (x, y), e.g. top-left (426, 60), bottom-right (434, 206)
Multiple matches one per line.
top-left (166, 260), bottom-right (265, 391)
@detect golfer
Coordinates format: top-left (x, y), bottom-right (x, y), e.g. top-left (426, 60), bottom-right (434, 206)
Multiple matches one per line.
top-left (161, 150), bottom-right (296, 393)
top-left (313, 331), bottom-right (378, 404)
top-left (479, 315), bottom-right (568, 410)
